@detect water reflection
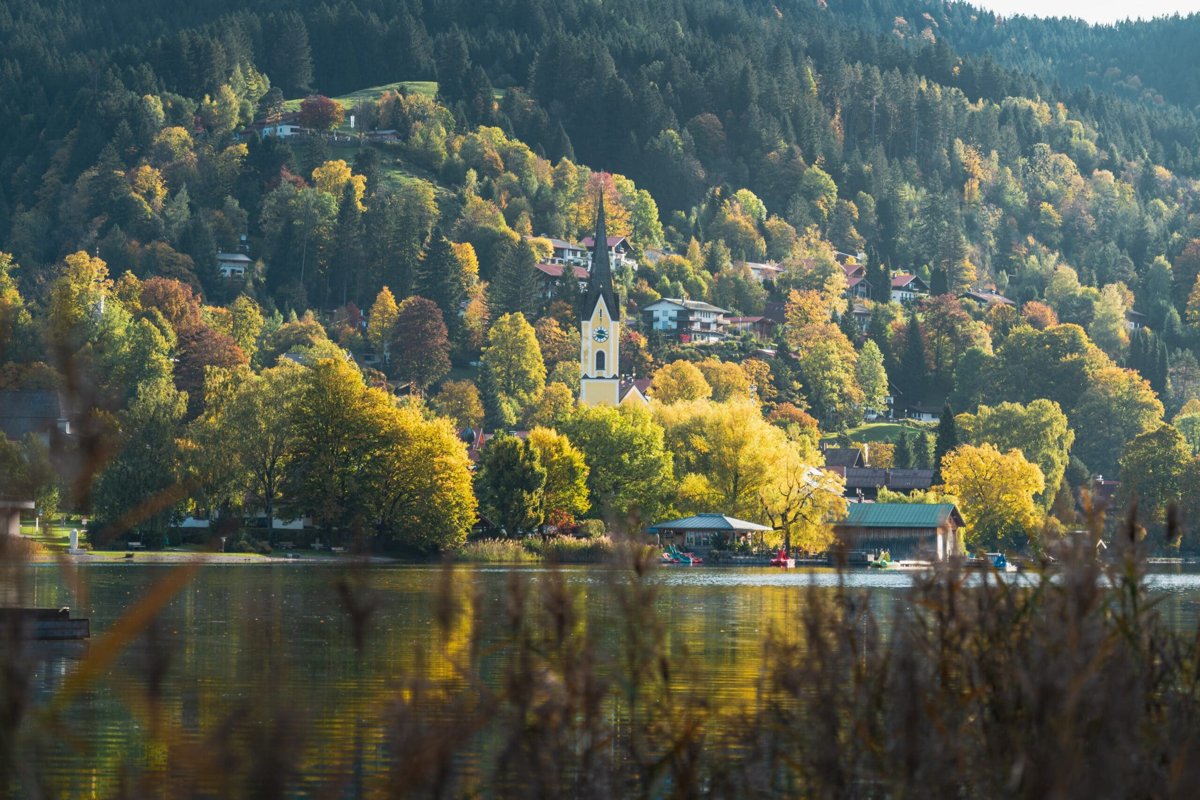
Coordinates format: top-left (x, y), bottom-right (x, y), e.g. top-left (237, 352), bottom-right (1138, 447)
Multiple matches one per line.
top-left (12, 562), bottom-right (1200, 795)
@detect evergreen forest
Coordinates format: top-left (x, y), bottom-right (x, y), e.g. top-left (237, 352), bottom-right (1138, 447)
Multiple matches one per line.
top-left (2, 0), bottom-right (1200, 550)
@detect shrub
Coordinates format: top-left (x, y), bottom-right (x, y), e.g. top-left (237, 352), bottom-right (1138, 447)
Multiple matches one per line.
top-left (525, 535), bottom-right (614, 563)
top-left (574, 519), bottom-right (607, 539)
top-left (452, 538), bottom-right (538, 563)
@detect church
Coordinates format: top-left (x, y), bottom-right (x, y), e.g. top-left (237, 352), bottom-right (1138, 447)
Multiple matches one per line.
top-left (578, 197), bottom-right (650, 408)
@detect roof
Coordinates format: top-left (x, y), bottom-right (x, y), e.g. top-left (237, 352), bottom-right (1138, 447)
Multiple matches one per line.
top-left (0, 391), bottom-right (66, 441)
top-left (892, 274), bottom-right (923, 289)
top-left (644, 298), bottom-right (729, 314)
top-left (545, 237), bottom-right (584, 250)
top-left (217, 252), bottom-right (253, 264)
top-left (535, 262), bottom-right (590, 280)
top-left (742, 261), bottom-right (782, 273)
top-left (822, 447), bottom-right (865, 469)
top-left (580, 235), bottom-right (628, 249)
top-left (838, 503), bottom-right (962, 529)
top-left (583, 198), bottom-right (620, 322)
top-left (960, 290), bottom-right (1014, 306)
top-left (648, 513), bottom-right (773, 533)
top-left (836, 467), bottom-right (935, 492)
top-left (727, 316), bottom-right (766, 324)
top-left (847, 275), bottom-right (867, 288)
top-left (620, 377), bottom-right (652, 403)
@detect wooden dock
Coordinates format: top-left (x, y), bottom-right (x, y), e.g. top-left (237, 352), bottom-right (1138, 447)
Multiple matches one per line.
top-left (0, 608), bottom-right (90, 640)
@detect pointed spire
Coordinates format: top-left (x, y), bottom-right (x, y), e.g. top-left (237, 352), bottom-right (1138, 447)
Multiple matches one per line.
top-left (584, 190), bottom-right (620, 321)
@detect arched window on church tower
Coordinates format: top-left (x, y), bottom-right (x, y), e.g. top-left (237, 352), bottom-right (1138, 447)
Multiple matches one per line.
top-left (595, 350), bottom-right (606, 375)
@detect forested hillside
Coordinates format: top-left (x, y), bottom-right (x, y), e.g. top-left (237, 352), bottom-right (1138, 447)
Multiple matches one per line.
top-left (2, 0), bottom-right (1200, 549)
top-left (831, 0), bottom-right (1200, 111)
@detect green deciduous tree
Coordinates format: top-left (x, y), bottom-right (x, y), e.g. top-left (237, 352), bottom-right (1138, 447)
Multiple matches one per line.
top-left (1117, 424), bottom-right (1194, 525)
top-left (1072, 365), bottom-right (1164, 477)
top-left (190, 363), bottom-right (301, 540)
top-left (957, 399), bottom-right (1075, 510)
top-left (93, 377), bottom-right (188, 541)
top-left (562, 404), bottom-right (674, 526)
top-left (432, 379), bottom-right (485, 430)
top-left (527, 427), bottom-right (590, 528)
top-left (481, 312), bottom-right (546, 427)
top-left (475, 434), bottom-right (545, 536)
top-left (856, 340), bottom-right (889, 412)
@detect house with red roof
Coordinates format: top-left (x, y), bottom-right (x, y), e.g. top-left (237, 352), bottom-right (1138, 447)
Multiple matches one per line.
top-left (890, 273), bottom-right (930, 304)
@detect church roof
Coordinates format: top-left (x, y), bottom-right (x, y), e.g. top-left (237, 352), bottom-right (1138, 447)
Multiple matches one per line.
top-left (619, 377), bottom-right (651, 403)
top-left (582, 196), bottom-right (620, 322)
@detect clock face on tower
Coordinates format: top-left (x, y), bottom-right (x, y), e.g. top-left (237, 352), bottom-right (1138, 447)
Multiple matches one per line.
top-left (593, 327), bottom-right (610, 343)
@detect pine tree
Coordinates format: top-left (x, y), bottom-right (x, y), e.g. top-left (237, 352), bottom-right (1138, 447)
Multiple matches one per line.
top-left (492, 238), bottom-right (541, 319)
top-left (331, 183), bottom-right (363, 307)
top-left (934, 402), bottom-right (958, 482)
top-left (415, 229), bottom-right (467, 338)
top-left (930, 267), bottom-right (949, 296)
top-left (895, 433), bottom-right (913, 469)
top-left (897, 312), bottom-right (928, 410)
top-left (916, 430), bottom-right (934, 470)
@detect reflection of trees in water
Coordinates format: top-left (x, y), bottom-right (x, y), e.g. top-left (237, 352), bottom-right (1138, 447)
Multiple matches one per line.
top-left (10, 529), bottom-right (1200, 795)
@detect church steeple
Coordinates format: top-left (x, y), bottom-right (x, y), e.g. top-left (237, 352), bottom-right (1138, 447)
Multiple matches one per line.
top-left (584, 194), bottom-right (620, 321)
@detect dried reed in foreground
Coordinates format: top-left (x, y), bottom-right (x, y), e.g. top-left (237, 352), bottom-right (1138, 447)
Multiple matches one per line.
top-left (2, 516), bottom-right (1200, 798)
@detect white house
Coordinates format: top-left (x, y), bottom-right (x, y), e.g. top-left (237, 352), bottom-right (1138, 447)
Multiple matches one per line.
top-left (890, 274), bottom-right (930, 304)
top-left (534, 262), bottom-right (589, 300)
top-left (642, 298), bottom-right (730, 343)
top-left (217, 252), bottom-right (253, 280)
top-left (581, 234), bottom-right (635, 270)
top-left (741, 261), bottom-right (784, 284)
top-left (544, 237), bottom-right (590, 267)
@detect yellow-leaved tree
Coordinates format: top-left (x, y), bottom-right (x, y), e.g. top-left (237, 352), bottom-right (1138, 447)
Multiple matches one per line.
top-left (651, 360), bottom-right (712, 404)
top-left (656, 398), bottom-right (845, 551)
top-left (311, 159), bottom-right (366, 210)
top-left (941, 444), bottom-right (1045, 552)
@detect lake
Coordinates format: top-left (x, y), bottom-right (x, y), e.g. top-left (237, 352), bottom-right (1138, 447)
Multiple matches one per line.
top-left (11, 561), bottom-right (1200, 796)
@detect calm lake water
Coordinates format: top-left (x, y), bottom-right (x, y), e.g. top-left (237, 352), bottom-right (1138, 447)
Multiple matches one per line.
top-left (11, 562), bottom-right (1200, 796)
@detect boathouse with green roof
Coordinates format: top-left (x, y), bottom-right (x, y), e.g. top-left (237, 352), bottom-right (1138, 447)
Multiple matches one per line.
top-left (834, 503), bottom-right (964, 561)
top-left (647, 514), bottom-right (773, 552)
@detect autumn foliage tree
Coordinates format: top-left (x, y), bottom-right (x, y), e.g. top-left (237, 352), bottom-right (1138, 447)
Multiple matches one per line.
top-left (941, 444), bottom-right (1045, 551)
top-left (299, 95), bottom-right (345, 131)
top-left (390, 296), bottom-right (450, 393)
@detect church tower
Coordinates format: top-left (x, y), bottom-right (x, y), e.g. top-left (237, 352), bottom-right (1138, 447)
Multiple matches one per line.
top-left (579, 197), bottom-right (621, 406)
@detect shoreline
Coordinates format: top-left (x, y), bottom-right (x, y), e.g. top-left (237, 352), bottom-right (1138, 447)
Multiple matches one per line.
top-left (23, 551), bottom-right (403, 565)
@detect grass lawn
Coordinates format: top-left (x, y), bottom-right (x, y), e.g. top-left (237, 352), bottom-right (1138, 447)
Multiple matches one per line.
top-left (20, 519), bottom-right (81, 552)
top-left (823, 420), bottom-right (933, 445)
top-left (283, 80), bottom-right (439, 117)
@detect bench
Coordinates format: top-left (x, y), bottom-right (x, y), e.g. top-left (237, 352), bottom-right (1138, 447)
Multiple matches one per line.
top-left (277, 541), bottom-right (295, 549)
top-left (127, 542), bottom-right (145, 550)
top-left (330, 546), bottom-right (346, 554)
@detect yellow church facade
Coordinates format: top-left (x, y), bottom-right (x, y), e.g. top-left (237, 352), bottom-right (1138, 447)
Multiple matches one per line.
top-left (577, 196), bottom-right (649, 408)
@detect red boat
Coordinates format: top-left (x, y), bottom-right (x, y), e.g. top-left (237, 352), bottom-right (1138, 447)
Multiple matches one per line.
top-left (769, 549), bottom-right (795, 568)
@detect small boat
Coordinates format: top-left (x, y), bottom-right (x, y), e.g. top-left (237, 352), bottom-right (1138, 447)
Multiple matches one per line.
top-left (661, 545), bottom-right (703, 565)
top-left (769, 549), bottom-right (795, 568)
top-left (890, 559), bottom-right (933, 571)
top-left (964, 553), bottom-right (1018, 573)
top-left (0, 608), bottom-right (90, 640)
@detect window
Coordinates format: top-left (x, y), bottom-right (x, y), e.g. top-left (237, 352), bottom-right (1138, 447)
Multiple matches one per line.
top-left (595, 350), bottom-right (606, 374)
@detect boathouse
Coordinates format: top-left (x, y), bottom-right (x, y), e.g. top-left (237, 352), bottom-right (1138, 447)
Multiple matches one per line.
top-left (834, 503), bottom-right (964, 561)
top-left (647, 513), bottom-right (773, 552)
